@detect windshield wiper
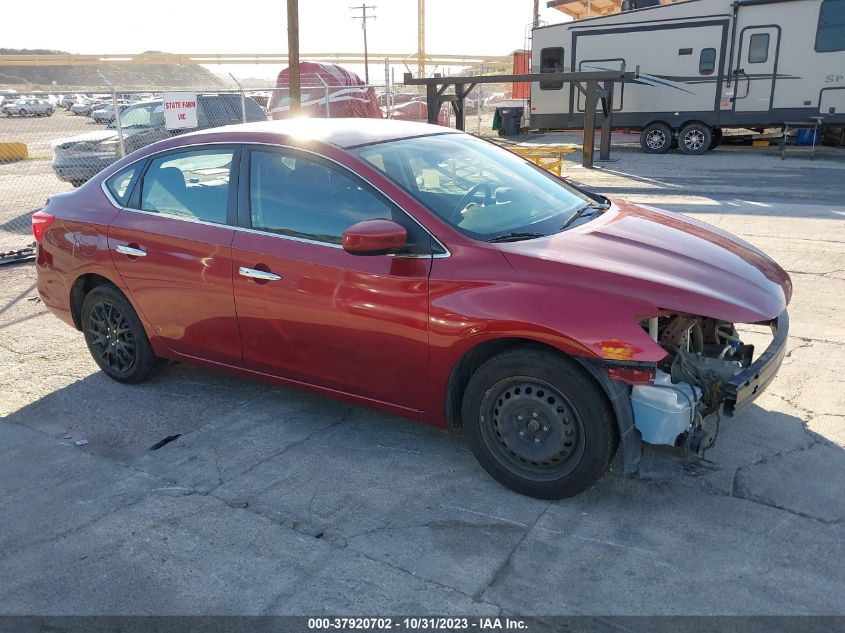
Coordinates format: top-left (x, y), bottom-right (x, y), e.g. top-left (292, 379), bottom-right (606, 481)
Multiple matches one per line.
top-left (560, 201), bottom-right (611, 231)
top-left (486, 231), bottom-right (548, 243)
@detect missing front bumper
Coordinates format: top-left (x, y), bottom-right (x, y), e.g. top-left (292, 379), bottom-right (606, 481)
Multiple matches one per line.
top-left (724, 310), bottom-right (789, 416)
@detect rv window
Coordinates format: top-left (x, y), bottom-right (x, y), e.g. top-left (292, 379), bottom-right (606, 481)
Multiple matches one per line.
top-left (816, 0), bottom-right (845, 52)
top-left (540, 47), bottom-right (564, 90)
top-left (699, 48), bottom-right (717, 75)
top-left (748, 33), bottom-right (770, 64)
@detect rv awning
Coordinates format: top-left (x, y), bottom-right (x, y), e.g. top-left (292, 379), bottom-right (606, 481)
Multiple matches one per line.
top-left (546, 0), bottom-right (683, 20)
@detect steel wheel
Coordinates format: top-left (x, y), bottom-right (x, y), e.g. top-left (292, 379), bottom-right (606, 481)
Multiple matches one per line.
top-left (479, 376), bottom-right (586, 482)
top-left (87, 300), bottom-right (137, 373)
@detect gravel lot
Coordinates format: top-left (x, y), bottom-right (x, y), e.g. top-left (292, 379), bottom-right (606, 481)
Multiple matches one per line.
top-left (0, 136), bottom-right (843, 617)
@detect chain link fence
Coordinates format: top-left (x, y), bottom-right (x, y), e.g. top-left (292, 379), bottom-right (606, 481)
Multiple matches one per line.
top-left (0, 78), bottom-right (512, 263)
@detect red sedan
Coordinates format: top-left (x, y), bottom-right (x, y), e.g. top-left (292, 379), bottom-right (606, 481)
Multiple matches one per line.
top-left (34, 119), bottom-right (790, 499)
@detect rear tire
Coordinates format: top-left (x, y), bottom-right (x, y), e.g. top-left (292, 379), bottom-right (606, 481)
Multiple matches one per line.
top-left (461, 347), bottom-right (617, 499)
top-left (81, 284), bottom-right (161, 384)
top-left (678, 122), bottom-right (712, 155)
top-left (640, 122), bottom-right (672, 154)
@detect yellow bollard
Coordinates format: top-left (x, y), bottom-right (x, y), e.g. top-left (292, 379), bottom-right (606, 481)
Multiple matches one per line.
top-left (0, 142), bottom-right (28, 161)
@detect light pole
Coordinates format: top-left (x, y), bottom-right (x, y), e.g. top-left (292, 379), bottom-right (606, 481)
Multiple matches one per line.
top-left (350, 4), bottom-right (377, 84)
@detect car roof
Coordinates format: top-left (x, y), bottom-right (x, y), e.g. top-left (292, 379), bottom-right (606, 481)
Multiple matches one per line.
top-left (185, 118), bottom-right (460, 149)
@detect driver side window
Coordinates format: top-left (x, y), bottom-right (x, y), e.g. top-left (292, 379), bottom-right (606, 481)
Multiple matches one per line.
top-left (249, 150), bottom-right (435, 253)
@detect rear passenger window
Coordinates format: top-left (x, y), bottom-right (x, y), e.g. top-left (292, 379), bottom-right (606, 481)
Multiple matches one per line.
top-left (539, 47), bottom-right (564, 90)
top-left (105, 164), bottom-right (138, 206)
top-left (748, 33), bottom-right (770, 63)
top-left (699, 48), bottom-right (717, 75)
top-left (139, 148), bottom-right (233, 224)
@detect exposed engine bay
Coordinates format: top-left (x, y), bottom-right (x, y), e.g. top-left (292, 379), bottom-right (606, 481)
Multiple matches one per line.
top-left (633, 314), bottom-right (756, 454)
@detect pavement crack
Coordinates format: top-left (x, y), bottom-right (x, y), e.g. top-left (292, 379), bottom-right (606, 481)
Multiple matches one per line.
top-left (208, 407), bottom-right (354, 494)
top-left (472, 502), bottom-right (552, 602)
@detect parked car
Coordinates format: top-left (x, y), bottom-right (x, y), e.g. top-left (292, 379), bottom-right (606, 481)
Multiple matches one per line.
top-left (52, 94), bottom-right (267, 186)
top-left (90, 102), bottom-right (129, 124)
top-left (59, 94), bottom-right (86, 108)
top-left (2, 98), bottom-right (54, 117)
top-left (71, 100), bottom-right (107, 116)
top-left (34, 119), bottom-right (791, 499)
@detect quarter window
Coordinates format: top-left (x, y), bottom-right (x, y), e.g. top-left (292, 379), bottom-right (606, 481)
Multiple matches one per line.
top-left (699, 48), bottom-right (717, 75)
top-left (139, 148), bottom-right (233, 224)
top-left (249, 150), bottom-right (432, 253)
top-left (539, 47), bottom-right (565, 90)
top-left (748, 33), bottom-right (770, 63)
top-left (105, 164), bottom-right (138, 205)
top-left (816, 0), bottom-right (845, 52)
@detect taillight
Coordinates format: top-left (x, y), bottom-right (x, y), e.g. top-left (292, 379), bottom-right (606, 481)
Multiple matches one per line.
top-left (32, 210), bottom-right (55, 243)
top-left (606, 366), bottom-right (656, 386)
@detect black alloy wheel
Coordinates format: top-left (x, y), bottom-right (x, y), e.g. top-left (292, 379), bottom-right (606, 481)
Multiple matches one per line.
top-left (81, 284), bottom-right (162, 383)
top-left (86, 300), bottom-right (137, 374)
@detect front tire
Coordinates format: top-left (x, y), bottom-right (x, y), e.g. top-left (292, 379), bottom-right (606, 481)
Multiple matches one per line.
top-left (679, 122), bottom-right (712, 155)
top-left (461, 347), bottom-right (617, 499)
top-left (640, 122), bottom-right (672, 154)
top-left (81, 284), bottom-right (161, 383)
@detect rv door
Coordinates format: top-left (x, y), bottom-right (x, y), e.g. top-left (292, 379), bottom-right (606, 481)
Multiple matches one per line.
top-left (734, 26), bottom-right (780, 113)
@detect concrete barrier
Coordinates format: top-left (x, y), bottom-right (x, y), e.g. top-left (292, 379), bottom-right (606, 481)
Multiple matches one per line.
top-left (0, 142), bottom-right (28, 161)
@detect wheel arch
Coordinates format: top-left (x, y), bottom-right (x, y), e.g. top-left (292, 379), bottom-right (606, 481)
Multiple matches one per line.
top-left (444, 337), bottom-right (641, 475)
top-left (69, 272), bottom-right (119, 330)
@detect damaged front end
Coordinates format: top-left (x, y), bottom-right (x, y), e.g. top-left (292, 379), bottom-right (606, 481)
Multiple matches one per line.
top-left (610, 311), bottom-right (789, 455)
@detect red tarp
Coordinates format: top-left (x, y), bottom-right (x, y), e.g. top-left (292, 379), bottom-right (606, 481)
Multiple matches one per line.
top-left (269, 62), bottom-right (382, 119)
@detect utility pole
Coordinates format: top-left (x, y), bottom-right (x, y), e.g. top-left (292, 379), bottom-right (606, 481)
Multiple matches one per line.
top-left (350, 4), bottom-right (376, 84)
top-left (287, 0), bottom-right (300, 114)
top-left (417, 0), bottom-right (425, 78)
top-left (533, 0), bottom-right (540, 26)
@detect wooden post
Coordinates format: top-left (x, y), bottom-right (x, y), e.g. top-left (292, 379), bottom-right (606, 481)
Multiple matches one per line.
top-left (582, 80), bottom-right (597, 167)
top-left (599, 80), bottom-right (614, 161)
top-left (454, 83), bottom-right (464, 131)
top-left (287, 0), bottom-right (300, 114)
top-left (426, 83), bottom-right (438, 124)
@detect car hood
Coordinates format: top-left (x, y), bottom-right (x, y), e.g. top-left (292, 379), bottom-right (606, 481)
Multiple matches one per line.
top-left (499, 199), bottom-right (791, 324)
top-left (52, 129), bottom-right (139, 149)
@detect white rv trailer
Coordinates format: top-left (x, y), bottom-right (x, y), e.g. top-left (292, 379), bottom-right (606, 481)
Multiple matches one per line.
top-left (530, 0), bottom-right (845, 153)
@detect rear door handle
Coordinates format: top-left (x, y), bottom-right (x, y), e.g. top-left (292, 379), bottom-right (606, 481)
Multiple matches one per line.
top-left (115, 244), bottom-right (147, 257)
top-left (239, 266), bottom-right (282, 281)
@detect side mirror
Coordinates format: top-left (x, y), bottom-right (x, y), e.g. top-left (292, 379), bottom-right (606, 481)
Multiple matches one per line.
top-left (342, 219), bottom-right (408, 256)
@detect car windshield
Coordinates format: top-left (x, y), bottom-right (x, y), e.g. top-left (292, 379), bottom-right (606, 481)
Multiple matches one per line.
top-left (349, 133), bottom-right (594, 241)
top-left (110, 102), bottom-right (164, 129)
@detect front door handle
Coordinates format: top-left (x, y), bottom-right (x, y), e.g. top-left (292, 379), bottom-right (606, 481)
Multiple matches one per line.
top-left (239, 266), bottom-right (282, 281)
top-left (115, 244), bottom-right (147, 257)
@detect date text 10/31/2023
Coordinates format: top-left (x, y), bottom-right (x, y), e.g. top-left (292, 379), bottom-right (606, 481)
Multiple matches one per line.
top-left (307, 618), bottom-right (529, 630)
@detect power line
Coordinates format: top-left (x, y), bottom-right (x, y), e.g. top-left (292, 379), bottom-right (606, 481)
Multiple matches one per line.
top-left (349, 4), bottom-right (377, 84)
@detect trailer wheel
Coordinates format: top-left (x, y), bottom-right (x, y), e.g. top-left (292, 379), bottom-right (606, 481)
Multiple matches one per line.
top-left (679, 122), bottom-right (712, 155)
top-left (640, 123), bottom-right (672, 154)
top-left (708, 128), bottom-right (723, 151)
